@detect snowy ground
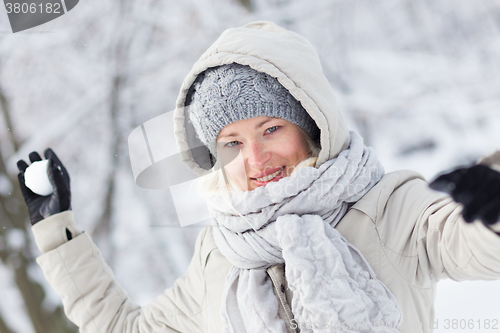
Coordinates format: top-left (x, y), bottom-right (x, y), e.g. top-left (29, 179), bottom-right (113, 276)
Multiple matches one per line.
top-left (434, 279), bottom-right (500, 332)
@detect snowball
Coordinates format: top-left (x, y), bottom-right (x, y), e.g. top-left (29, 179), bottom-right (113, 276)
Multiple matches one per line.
top-left (24, 160), bottom-right (53, 196)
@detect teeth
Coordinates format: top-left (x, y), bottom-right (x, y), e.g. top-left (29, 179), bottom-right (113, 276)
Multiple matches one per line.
top-left (256, 167), bottom-right (283, 182)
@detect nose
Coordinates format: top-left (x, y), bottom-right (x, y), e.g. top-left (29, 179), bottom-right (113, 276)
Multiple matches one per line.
top-left (246, 140), bottom-right (271, 168)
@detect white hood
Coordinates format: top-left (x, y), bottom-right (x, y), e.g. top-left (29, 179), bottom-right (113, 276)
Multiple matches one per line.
top-left (174, 21), bottom-right (350, 176)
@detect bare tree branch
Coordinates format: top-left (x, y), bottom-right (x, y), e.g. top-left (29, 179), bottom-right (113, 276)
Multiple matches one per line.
top-left (0, 309), bottom-right (15, 333)
top-left (92, 1), bottom-right (132, 265)
top-left (235, 0), bottom-right (252, 11)
top-left (0, 80), bottom-right (20, 152)
top-left (92, 73), bottom-right (122, 265)
top-left (0, 70), bottom-right (77, 333)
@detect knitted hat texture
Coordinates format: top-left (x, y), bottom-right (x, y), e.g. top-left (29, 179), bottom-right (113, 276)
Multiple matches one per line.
top-left (187, 64), bottom-right (319, 146)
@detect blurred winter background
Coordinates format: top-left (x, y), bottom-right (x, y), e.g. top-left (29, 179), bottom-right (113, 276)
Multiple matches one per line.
top-left (0, 0), bottom-right (499, 332)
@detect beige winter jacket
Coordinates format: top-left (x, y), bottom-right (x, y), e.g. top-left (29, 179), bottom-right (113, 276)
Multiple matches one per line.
top-left (32, 21), bottom-right (500, 333)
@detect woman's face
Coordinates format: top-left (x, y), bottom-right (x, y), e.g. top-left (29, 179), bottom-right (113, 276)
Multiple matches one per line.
top-left (216, 116), bottom-right (311, 191)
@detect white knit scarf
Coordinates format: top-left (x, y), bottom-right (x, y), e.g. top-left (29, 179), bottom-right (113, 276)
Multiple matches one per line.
top-left (209, 132), bottom-right (403, 332)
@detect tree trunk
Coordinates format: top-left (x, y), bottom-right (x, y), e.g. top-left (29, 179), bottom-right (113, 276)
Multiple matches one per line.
top-left (0, 311), bottom-right (14, 333)
top-left (0, 73), bottom-right (78, 333)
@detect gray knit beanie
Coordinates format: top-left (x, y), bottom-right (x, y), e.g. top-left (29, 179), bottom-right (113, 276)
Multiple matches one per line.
top-left (187, 63), bottom-right (319, 148)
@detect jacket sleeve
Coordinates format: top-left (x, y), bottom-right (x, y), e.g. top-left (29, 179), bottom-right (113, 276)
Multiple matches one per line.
top-left (478, 150), bottom-right (500, 173)
top-left (401, 151), bottom-right (500, 282)
top-left (428, 150), bottom-right (500, 281)
top-left (35, 212), bottom-right (208, 333)
top-left (418, 193), bottom-right (500, 282)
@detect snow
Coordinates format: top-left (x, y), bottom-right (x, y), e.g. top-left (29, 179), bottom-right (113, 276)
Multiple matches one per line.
top-left (434, 279), bottom-right (500, 332)
top-left (0, 173), bottom-right (12, 196)
top-left (0, 264), bottom-right (35, 333)
top-left (5, 229), bottom-right (25, 252)
top-left (24, 160), bottom-right (53, 196)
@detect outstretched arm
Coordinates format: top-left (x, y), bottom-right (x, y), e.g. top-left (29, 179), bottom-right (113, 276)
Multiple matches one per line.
top-left (429, 151), bottom-right (500, 234)
top-left (421, 150), bottom-right (500, 281)
top-left (35, 217), bottom-right (207, 332)
top-left (17, 149), bottom-right (207, 332)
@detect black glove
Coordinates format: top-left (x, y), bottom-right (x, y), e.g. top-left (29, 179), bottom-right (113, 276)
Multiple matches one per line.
top-left (429, 164), bottom-right (500, 226)
top-left (17, 148), bottom-right (71, 225)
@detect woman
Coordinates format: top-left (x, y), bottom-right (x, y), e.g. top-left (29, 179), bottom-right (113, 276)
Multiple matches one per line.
top-left (17, 21), bottom-right (500, 333)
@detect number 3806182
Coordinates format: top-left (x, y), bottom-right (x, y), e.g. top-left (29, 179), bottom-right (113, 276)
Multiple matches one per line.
top-left (5, 2), bottom-right (62, 14)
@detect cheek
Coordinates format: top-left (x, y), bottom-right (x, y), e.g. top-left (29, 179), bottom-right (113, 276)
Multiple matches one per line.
top-left (222, 152), bottom-right (247, 184)
top-left (279, 136), bottom-right (309, 162)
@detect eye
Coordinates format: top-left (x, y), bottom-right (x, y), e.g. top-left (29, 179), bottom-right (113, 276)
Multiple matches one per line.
top-left (224, 140), bottom-right (240, 148)
top-left (265, 126), bottom-right (279, 134)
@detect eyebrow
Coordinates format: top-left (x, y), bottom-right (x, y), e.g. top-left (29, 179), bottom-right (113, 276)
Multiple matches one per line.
top-left (218, 118), bottom-right (274, 139)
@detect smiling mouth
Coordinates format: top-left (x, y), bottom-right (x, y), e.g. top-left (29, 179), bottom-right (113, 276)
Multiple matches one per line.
top-left (254, 167), bottom-right (284, 182)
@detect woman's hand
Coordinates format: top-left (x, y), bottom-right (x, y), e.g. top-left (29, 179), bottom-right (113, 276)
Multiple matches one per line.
top-left (17, 148), bottom-right (71, 225)
top-left (429, 164), bottom-right (500, 229)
